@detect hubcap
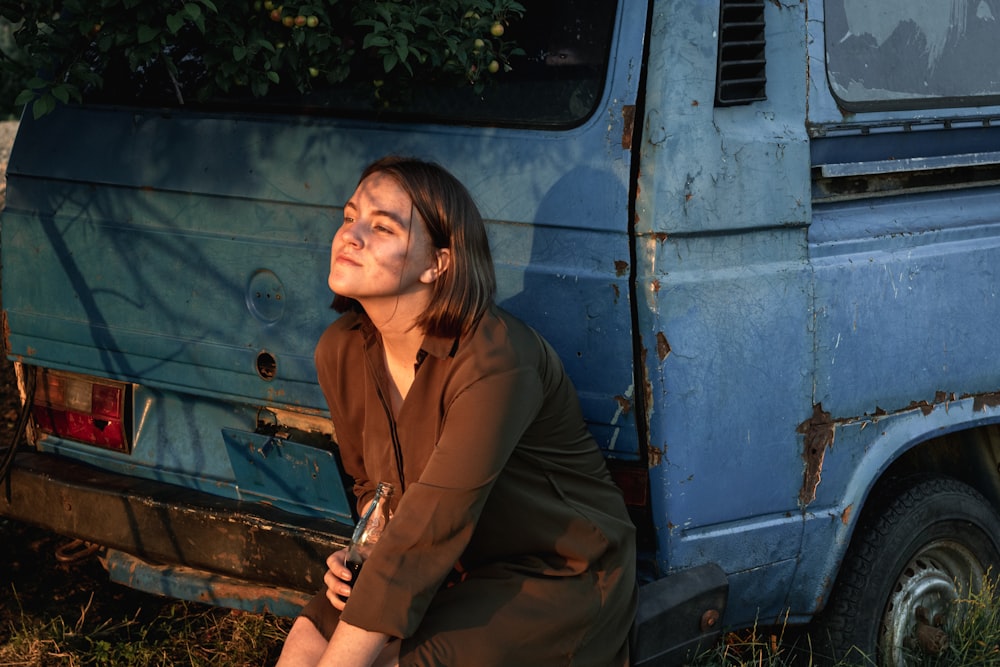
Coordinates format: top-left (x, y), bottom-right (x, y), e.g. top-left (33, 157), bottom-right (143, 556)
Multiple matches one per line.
top-left (879, 539), bottom-right (985, 666)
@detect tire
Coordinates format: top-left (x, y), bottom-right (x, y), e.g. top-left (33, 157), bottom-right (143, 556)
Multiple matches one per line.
top-left (813, 476), bottom-right (1000, 666)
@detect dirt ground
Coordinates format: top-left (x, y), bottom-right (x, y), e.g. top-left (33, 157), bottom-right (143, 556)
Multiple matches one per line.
top-left (0, 119), bottom-right (174, 646)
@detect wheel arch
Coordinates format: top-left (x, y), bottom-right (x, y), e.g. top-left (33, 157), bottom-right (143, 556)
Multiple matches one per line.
top-left (793, 397), bottom-right (1000, 619)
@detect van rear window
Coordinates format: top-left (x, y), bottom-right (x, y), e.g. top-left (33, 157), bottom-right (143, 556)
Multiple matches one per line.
top-left (824, 0), bottom-right (1000, 110)
top-left (88, 1), bottom-right (618, 128)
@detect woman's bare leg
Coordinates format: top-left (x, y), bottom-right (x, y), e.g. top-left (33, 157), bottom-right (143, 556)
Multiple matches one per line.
top-left (275, 616), bottom-right (330, 667)
top-left (372, 639), bottom-right (400, 667)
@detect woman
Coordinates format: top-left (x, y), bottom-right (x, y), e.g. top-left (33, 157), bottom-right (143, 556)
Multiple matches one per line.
top-left (277, 156), bottom-right (636, 667)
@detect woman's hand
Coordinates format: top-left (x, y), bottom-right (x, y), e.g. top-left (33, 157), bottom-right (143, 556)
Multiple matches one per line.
top-left (324, 548), bottom-right (356, 610)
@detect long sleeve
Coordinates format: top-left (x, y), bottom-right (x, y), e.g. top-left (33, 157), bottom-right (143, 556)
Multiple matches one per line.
top-left (342, 364), bottom-right (543, 636)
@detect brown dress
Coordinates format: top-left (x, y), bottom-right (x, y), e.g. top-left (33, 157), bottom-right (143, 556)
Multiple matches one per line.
top-left (301, 305), bottom-right (636, 667)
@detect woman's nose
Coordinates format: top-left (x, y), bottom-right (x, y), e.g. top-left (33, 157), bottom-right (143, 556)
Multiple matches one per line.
top-left (338, 223), bottom-right (363, 246)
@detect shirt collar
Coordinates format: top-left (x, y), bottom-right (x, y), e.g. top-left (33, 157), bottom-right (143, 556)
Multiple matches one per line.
top-left (354, 311), bottom-right (458, 362)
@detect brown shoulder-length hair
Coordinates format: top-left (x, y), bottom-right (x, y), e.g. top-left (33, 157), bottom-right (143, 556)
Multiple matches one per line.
top-left (332, 156), bottom-right (496, 338)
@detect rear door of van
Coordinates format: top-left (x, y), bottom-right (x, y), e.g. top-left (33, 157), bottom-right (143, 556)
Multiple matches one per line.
top-left (1, 0), bottom-right (648, 607)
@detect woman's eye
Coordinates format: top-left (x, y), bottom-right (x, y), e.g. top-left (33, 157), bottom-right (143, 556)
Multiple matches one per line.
top-left (343, 216), bottom-right (355, 224)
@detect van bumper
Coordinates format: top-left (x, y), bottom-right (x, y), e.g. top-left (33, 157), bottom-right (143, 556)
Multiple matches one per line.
top-left (0, 451), bottom-right (351, 597)
top-left (632, 563), bottom-right (729, 666)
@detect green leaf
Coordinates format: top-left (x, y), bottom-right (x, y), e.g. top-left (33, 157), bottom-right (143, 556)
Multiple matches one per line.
top-left (363, 34), bottom-right (390, 49)
top-left (14, 89), bottom-right (37, 106)
top-left (166, 12), bottom-right (185, 34)
top-left (184, 3), bottom-right (202, 21)
top-left (199, 0), bottom-right (218, 12)
top-left (51, 84), bottom-right (70, 104)
top-left (32, 93), bottom-right (55, 120)
top-left (233, 45), bottom-right (247, 61)
top-left (137, 24), bottom-right (160, 44)
top-left (383, 52), bottom-right (398, 73)
top-left (267, 70), bottom-right (279, 83)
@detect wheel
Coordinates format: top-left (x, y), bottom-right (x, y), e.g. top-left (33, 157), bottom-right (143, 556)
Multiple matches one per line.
top-left (814, 476), bottom-right (1000, 666)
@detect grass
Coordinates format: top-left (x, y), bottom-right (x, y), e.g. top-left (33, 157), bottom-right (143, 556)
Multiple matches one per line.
top-left (682, 575), bottom-right (1000, 667)
top-left (2, 570), bottom-right (1000, 666)
top-left (0, 588), bottom-right (292, 666)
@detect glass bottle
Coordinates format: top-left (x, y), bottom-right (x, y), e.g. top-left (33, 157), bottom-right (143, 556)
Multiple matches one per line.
top-left (343, 481), bottom-right (394, 596)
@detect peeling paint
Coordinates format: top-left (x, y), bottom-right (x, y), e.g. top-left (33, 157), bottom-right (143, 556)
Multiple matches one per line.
top-left (614, 259), bottom-right (629, 276)
top-left (639, 345), bottom-right (652, 441)
top-left (614, 394), bottom-right (632, 415)
top-left (656, 332), bottom-right (670, 362)
top-left (621, 105), bottom-right (635, 150)
top-left (796, 404), bottom-right (835, 507)
top-left (794, 389), bottom-right (991, 507)
top-left (973, 392), bottom-right (1000, 411)
top-left (648, 444), bottom-right (663, 467)
top-left (907, 399), bottom-right (935, 417)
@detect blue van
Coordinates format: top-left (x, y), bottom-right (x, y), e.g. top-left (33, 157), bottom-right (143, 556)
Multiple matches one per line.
top-left (4, 1), bottom-right (1000, 664)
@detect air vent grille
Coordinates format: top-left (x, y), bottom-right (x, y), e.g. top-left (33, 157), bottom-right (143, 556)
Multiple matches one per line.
top-left (716, 0), bottom-right (767, 106)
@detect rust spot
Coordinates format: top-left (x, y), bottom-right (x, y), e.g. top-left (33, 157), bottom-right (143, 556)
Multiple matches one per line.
top-left (934, 390), bottom-right (954, 404)
top-left (653, 232), bottom-right (668, 243)
top-left (614, 259), bottom-right (629, 276)
top-left (648, 444), bottom-right (663, 467)
top-left (907, 400), bottom-right (934, 416)
top-left (974, 392), bottom-right (1000, 412)
top-left (651, 279), bottom-right (661, 293)
top-left (613, 394), bottom-right (632, 415)
top-left (797, 404), bottom-right (835, 506)
top-left (611, 283), bottom-right (620, 302)
top-left (841, 504), bottom-right (852, 526)
top-left (691, 99), bottom-right (699, 106)
top-left (621, 105), bottom-right (635, 150)
top-left (639, 346), bottom-right (652, 437)
top-left (655, 332), bottom-right (670, 362)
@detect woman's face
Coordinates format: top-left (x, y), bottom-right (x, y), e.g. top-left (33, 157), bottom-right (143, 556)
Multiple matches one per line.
top-left (328, 171), bottom-right (441, 309)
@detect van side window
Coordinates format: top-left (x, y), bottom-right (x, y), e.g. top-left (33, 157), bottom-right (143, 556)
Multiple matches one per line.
top-left (824, 0), bottom-right (1000, 110)
top-left (91, 0), bottom-right (618, 128)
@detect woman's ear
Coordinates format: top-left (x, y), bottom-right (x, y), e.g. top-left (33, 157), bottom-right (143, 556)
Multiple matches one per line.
top-left (421, 247), bottom-right (451, 284)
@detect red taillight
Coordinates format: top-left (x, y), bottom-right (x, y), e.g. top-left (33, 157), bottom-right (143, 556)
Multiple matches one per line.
top-left (33, 369), bottom-right (130, 453)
